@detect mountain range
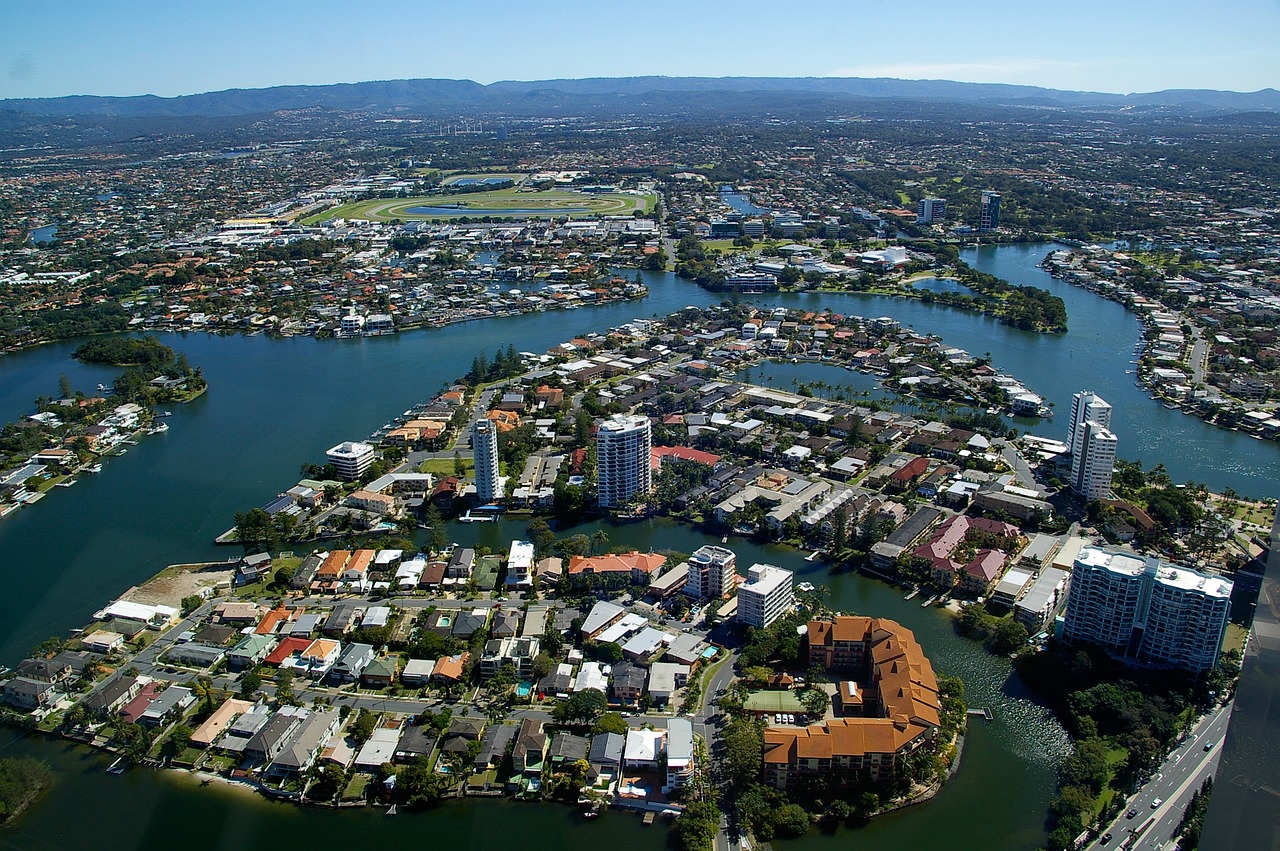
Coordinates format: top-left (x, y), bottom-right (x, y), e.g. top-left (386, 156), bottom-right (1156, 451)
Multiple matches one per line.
top-left (3, 76), bottom-right (1278, 118)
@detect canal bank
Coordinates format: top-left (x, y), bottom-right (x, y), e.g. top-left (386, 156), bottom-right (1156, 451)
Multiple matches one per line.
top-left (0, 241), bottom-right (1268, 849)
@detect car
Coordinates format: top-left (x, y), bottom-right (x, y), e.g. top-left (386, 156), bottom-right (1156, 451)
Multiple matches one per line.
top-left (1203, 742), bottom-right (1214, 751)
top-left (1151, 798), bottom-right (1163, 808)
top-left (1101, 832), bottom-right (1113, 845)
top-left (1126, 809), bottom-right (1138, 820)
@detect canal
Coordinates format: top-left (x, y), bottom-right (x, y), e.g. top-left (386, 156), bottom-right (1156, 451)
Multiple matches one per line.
top-left (0, 242), bottom-right (1271, 848)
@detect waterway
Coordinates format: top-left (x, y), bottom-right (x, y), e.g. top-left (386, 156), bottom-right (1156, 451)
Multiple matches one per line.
top-left (0, 242), bottom-right (1273, 848)
top-left (29, 224), bottom-right (59, 244)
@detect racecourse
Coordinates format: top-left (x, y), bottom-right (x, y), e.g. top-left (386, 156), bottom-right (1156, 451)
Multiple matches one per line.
top-left (301, 188), bottom-right (655, 223)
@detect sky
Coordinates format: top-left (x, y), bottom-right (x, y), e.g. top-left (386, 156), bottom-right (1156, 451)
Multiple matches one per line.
top-left (2, 0), bottom-right (1278, 100)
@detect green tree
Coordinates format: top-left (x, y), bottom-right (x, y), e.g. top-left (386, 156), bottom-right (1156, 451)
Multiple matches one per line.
top-left (554, 688), bottom-right (607, 724)
top-left (592, 712), bottom-right (630, 736)
top-left (239, 670), bottom-right (261, 698)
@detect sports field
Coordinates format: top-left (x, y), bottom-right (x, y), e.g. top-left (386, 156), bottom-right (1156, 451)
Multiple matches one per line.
top-left (301, 188), bottom-right (655, 223)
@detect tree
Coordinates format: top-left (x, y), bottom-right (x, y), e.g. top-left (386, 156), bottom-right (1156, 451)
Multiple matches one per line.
top-left (275, 669), bottom-right (296, 705)
top-left (239, 670), bottom-right (261, 698)
top-left (987, 620), bottom-right (1029, 655)
top-left (801, 688), bottom-right (830, 717)
top-left (349, 709), bottom-right (378, 744)
top-left (58, 373), bottom-right (73, 399)
top-left (554, 688), bottom-right (608, 724)
top-left (531, 652), bottom-right (554, 681)
top-left (592, 712), bottom-right (630, 736)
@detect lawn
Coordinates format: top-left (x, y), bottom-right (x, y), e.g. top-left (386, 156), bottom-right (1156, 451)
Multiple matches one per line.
top-left (418, 457), bottom-right (474, 477)
top-left (1223, 623), bottom-right (1249, 655)
top-left (341, 774), bottom-right (370, 802)
top-left (302, 189), bottom-right (654, 224)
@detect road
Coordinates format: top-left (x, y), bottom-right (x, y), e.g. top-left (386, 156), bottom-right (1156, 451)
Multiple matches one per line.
top-left (1085, 702), bottom-right (1231, 851)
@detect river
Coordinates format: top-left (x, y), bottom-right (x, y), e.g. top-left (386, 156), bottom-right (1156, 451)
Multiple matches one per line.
top-left (0, 242), bottom-right (1271, 849)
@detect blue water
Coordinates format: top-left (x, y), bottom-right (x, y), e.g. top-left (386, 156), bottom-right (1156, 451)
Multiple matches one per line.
top-left (450, 178), bottom-right (514, 187)
top-left (719, 186), bottom-right (768, 215)
top-left (909, 277), bottom-right (974, 295)
top-left (404, 205), bottom-right (591, 216)
top-left (30, 224), bottom-right (59, 243)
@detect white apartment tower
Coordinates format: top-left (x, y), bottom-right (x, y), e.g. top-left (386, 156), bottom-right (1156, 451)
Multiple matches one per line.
top-left (1067, 391), bottom-right (1117, 501)
top-left (916, 197), bottom-right (947, 225)
top-left (684, 545), bottom-right (738, 600)
top-left (595, 414), bottom-right (652, 508)
top-left (472, 419), bottom-right (501, 504)
top-left (737, 563), bottom-right (795, 628)
top-left (1062, 546), bottom-right (1232, 676)
top-left (1073, 420), bottom-right (1118, 501)
top-left (325, 441), bottom-right (376, 481)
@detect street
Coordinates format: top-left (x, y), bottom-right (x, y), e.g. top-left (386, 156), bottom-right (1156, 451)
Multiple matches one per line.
top-left (1085, 702), bottom-right (1231, 851)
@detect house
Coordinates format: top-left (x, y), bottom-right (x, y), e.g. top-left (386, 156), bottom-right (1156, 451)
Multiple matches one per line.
top-left (328, 643), bottom-right (375, 683)
top-left (475, 724), bottom-right (518, 771)
top-left (284, 639), bottom-right (342, 678)
top-left (588, 731), bottom-right (625, 782)
top-left (213, 601), bottom-right (264, 626)
top-left (139, 684), bottom-right (195, 727)
top-left (647, 662), bottom-right (689, 704)
top-left (665, 717), bottom-right (695, 792)
top-left (2, 676), bottom-right (57, 710)
top-left (566, 551), bottom-right (666, 583)
top-left (440, 717), bottom-right (486, 753)
top-left (432, 653), bottom-right (470, 683)
top-left (610, 662), bottom-right (647, 703)
top-left (394, 724), bottom-right (439, 764)
top-left (480, 636), bottom-right (540, 679)
top-left (550, 731), bottom-right (590, 768)
top-left (623, 728), bottom-right (665, 771)
top-left (512, 717), bottom-right (549, 776)
top-left (82, 675), bottom-right (142, 718)
top-left (268, 710), bottom-right (339, 779)
top-left (228, 634), bottom-right (278, 671)
top-left (354, 726), bottom-right (401, 772)
top-left (237, 552), bottom-right (274, 586)
top-left (401, 658), bottom-right (436, 687)
top-left (191, 698), bottom-right (254, 748)
top-left (362, 656), bottom-right (399, 688)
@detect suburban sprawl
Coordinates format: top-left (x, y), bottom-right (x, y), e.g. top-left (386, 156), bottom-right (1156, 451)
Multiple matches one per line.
top-left (1, 77), bottom-right (1277, 851)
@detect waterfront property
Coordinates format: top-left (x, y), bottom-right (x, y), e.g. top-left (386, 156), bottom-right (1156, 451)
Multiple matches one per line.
top-left (764, 616), bottom-right (940, 788)
top-left (1061, 546), bottom-right (1232, 676)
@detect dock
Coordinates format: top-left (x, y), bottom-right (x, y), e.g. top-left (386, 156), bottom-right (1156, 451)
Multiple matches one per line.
top-left (904, 587), bottom-right (920, 600)
top-left (458, 511), bottom-right (497, 523)
top-left (967, 708), bottom-right (994, 721)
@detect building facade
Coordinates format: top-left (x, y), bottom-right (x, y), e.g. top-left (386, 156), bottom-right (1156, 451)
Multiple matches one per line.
top-left (1071, 419), bottom-right (1118, 500)
top-left (684, 544), bottom-right (737, 600)
top-left (1066, 390), bottom-right (1113, 459)
top-left (326, 441), bottom-right (376, 481)
top-left (737, 563), bottom-right (795, 628)
top-left (978, 191), bottom-right (1001, 231)
top-left (472, 419), bottom-right (501, 504)
top-left (1061, 546), bottom-right (1232, 675)
top-left (596, 414), bottom-right (652, 508)
top-left (916, 197), bottom-right (947, 224)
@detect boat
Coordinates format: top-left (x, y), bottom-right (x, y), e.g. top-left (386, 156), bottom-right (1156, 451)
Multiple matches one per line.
top-left (386, 804), bottom-right (398, 816)
top-left (55, 479), bottom-right (76, 488)
top-left (797, 582), bottom-right (816, 593)
top-left (107, 758), bottom-right (126, 775)
top-left (87, 464), bottom-right (103, 473)
top-left (156, 410), bottom-right (173, 417)
top-left (904, 587), bottom-right (920, 600)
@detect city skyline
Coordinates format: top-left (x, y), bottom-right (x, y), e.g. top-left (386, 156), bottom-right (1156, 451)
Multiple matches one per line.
top-left (4, 0), bottom-right (1279, 101)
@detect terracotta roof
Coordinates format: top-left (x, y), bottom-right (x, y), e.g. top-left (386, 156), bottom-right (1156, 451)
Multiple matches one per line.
top-left (566, 551), bottom-right (666, 576)
top-left (264, 636), bottom-right (313, 666)
top-left (318, 550), bottom-right (351, 578)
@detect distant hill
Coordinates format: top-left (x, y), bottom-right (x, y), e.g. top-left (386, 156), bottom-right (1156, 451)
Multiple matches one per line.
top-left (3, 76), bottom-right (1278, 118)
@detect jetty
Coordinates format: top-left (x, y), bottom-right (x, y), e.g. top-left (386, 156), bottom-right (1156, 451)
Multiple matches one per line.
top-left (967, 708), bottom-right (994, 721)
top-left (458, 511), bottom-right (497, 523)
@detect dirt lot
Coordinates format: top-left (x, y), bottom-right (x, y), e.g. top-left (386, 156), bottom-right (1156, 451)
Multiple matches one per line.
top-left (123, 562), bottom-right (236, 608)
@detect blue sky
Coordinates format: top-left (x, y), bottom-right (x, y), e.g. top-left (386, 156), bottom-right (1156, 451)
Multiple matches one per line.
top-left (3, 0), bottom-right (1277, 99)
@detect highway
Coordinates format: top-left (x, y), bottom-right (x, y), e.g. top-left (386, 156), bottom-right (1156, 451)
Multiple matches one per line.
top-left (1086, 701), bottom-right (1231, 851)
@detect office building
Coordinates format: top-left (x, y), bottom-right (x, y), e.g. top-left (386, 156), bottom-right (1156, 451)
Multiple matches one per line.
top-left (684, 545), bottom-right (737, 600)
top-left (1072, 420), bottom-right (1118, 500)
top-left (737, 564), bottom-right (795, 628)
top-left (1061, 546), bottom-right (1232, 676)
top-left (916, 197), bottom-right (947, 224)
top-left (596, 414), bottom-right (652, 508)
top-left (326, 441), bottom-right (376, 481)
top-left (979, 191), bottom-right (1001, 231)
top-left (472, 419), bottom-right (500, 503)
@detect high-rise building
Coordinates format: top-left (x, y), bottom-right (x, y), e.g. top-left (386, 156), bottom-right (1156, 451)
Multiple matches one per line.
top-left (916, 197), bottom-right (947, 224)
top-left (979, 191), bottom-right (1001, 231)
top-left (737, 563), bottom-right (795, 628)
top-left (1072, 420), bottom-right (1118, 500)
top-left (1066, 390), bottom-right (1116, 501)
top-left (1067, 390), bottom-right (1113, 458)
top-left (595, 414), bottom-right (652, 508)
top-left (1061, 546), bottom-right (1232, 676)
top-left (325, 441), bottom-right (376, 481)
top-left (684, 545), bottom-right (737, 600)
top-left (471, 419), bottom-right (500, 503)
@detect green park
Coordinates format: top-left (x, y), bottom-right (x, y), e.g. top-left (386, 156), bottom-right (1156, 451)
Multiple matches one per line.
top-left (301, 188), bottom-right (656, 223)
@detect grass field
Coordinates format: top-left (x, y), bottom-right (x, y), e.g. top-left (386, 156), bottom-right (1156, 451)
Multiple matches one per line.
top-left (302, 188), bottom-right (655, 224)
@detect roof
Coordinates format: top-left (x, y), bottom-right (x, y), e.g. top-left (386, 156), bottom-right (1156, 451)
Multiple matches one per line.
top-left (624, 728), bottom-right (664, 763)
top-left (566, 551), bottom-right (666, 576)
top-left (763, 717), bottom-right (929, 764)
top-left (264, 636), bottom-right (313, 666)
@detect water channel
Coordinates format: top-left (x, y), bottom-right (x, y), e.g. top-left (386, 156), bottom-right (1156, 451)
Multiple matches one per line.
top-left (0, 242), bottom-right (1273, 848)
